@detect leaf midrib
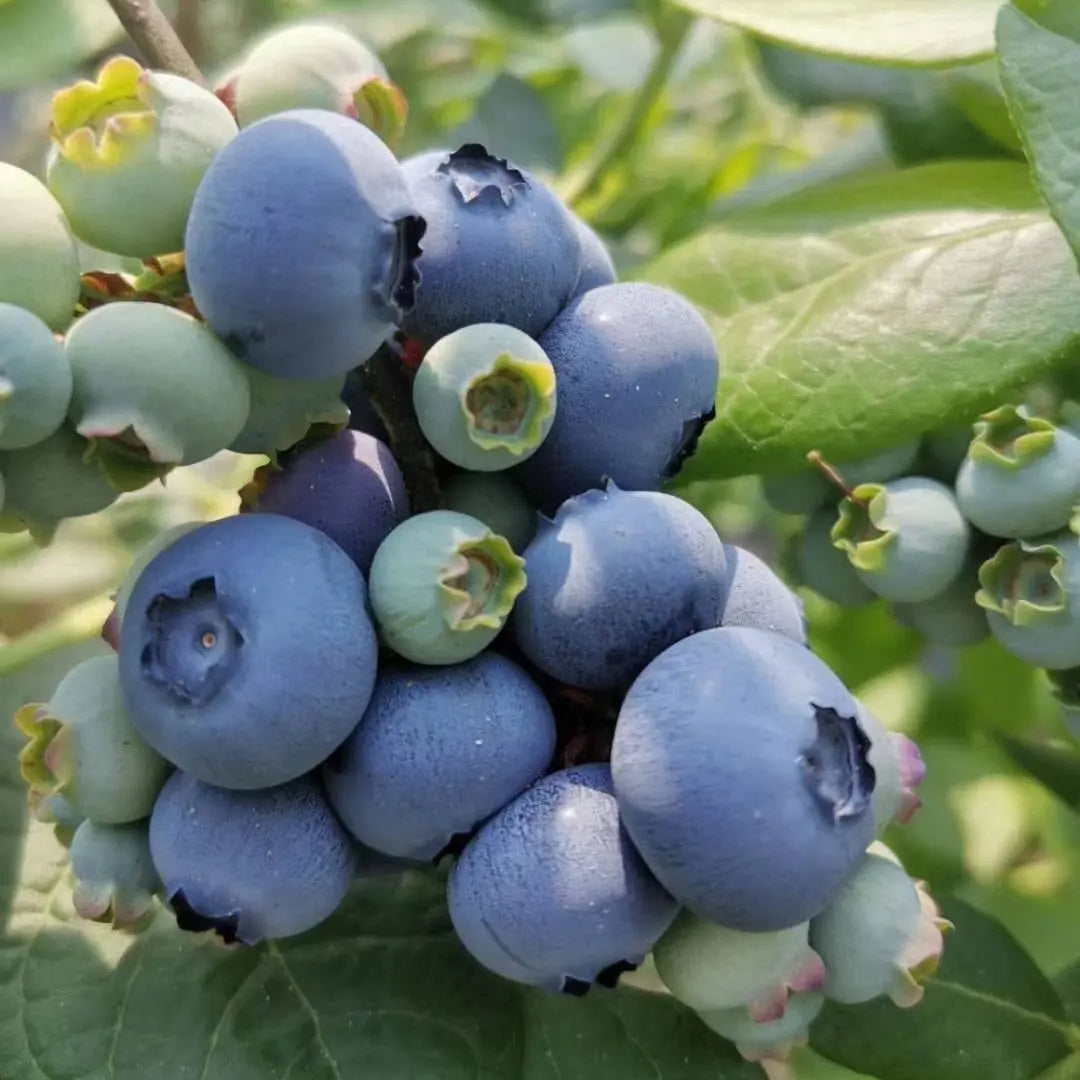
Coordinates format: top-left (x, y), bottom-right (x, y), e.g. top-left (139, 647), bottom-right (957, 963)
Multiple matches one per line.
top-left (924, 974), bottom-right (1079, 1043)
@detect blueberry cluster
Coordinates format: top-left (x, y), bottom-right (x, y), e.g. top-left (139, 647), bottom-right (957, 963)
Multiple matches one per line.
top-left (7, 21), bottom-right (945, 1067)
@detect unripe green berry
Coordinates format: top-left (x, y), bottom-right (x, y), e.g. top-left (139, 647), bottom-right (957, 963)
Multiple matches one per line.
top-left (442, 471), bottom-right (538, 552)
top-left (794, 507), bottom-right (877, 607)
top-left (69, 819), bottom-right (160, 928)
top-left (696, 990), bottom-right (824, 1065)
top-left (0, 303), bottom-right (72, 449)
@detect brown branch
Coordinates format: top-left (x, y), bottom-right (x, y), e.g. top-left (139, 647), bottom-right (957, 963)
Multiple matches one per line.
top-left (358, 348), bottom-right (444, 513)
top-left (104, 0), bottom-right (205, 84)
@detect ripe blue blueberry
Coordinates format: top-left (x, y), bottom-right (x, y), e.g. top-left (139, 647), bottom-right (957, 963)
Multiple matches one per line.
top-left (324, 653), bottom-right (556, 859)
top-left (412, 323), bottom-right (557, 471)
top-left (442, 471), bottom-right (538, 552)
top-left (401, 144), bottom-right (581, 343)
top-left (976, 533), bottom-right (1080, 669)
top-left (448, 764), bottom-right (677, 992)
top-left (612, 627), bottom-right (875, 931)
top-left (149, 770), bottom-right (355, 944)
top-left (368, 510), bottom-right (526, 665)
top-left (186, 109), bottom-right (423, 378)
top-left (0, 303), bottom-right (72, 450)
top-left (832, 477), bottom-right (969, 603)
top-left (720, 543), bottom-right (807, 644)
top-left (515, 283), bottom-right (719, 512)
top-left (119, 513), bottom-right (378, 789)
top-left (243, 429), bottom-right (408, 575)
top-left (570, 215), bottom-right (617, 298)
top-left (512, 485), bottom-right (729, 690)
top-left (956, 405), bottom-right (1080, 538)
top-left (70, 819), bottom-right (160, 928)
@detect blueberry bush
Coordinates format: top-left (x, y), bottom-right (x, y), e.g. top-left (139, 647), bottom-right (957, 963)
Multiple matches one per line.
top-left (5, 1), bottom-right (1080, 1079)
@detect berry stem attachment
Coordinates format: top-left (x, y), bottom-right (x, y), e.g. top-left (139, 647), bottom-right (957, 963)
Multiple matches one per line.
top-left (103, 0), bottom-right (206, 86)
top-left (559, 7), bottom-right (693, 208)
top-left (807, 450), bottom-right (864, 504)
top-left (358, 347), bottom-right (444, 512)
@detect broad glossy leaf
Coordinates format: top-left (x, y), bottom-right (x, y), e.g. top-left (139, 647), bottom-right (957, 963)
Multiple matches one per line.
top-left (811, 899), bottom-right (1074, 1080)
top-left (647, 162), bottom-right (1080, 478)
top-left (998, 1), bottom-right (1080, 269)
top-left (671, 0), bottom-right (998, 66)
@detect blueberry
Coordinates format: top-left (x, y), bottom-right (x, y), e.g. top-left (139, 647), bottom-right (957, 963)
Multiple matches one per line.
top-left (15, 655), bottom-right (170, 824)
top-left (115, 523), bottom-right (201, 625)
top-left (976, 533), bottom-right (1080, 669)
top-left (892, 556), bottom-right (989, 647)
top-left (401, 144), bottom-right (581, 344)
top-left (570, 215), bottom-right (617, 298)
top-left (855, 702), bottom-right (925, 835)
top-left (794, 507), bottom-right (877, 607)
top-left (512, 485), bottom-right (729, 690)
top-left (447, 764), bottom-right (677, 992)
top-left (762, 441), bottom-right (920, 516)
top-left (243, 429), bottom-right (408, 574)
top-left (611, 626), bottom-right (875, 931)
top-left (0, 425), bottom-right (118, 540)
top-left (412, 323), bottom-right (556, 471)
top-left (119, 513), bottom-right (378, 789)
top-left (368, 510), bottom-right (526, 665)
top-left (956, 404), bottom-right (1080, 538)
top-left (720, 543), bottom-right (807, 644)
top-left (0, 302), bottom-right (72, 449)
top-left (832, 477), bottom-right (969, 603)
top-left (29, 790), bottom-right (84, 848)
top-left (810, 848), bottom-right (949, 1006)
top-left (324, 653), bottom-right (556, 859)
top-left (515, 283), bottom-right (719, 512)
top-left (149, 771), bottom-right (355, 944)
top-left (46, 57), bottom-right (237, 257)
top-left (70, 819), bottom-right (161, 928)
top-left (653, 911), bottom-right (825, 1016)
top-left (443, 471), bottom-right (538, 552)
top-left (186, 109), bottom-right (423, 378)
top-left (221, 22), bottom-right (406, 148)
top-left (65, 303), bottom-right (251, 488)
top-left (229, 368), bottom-right (349, 460)
top-left (0, 162), bottom-right (80, 331)
top-left (697, 990), bottom-right (824, 1065)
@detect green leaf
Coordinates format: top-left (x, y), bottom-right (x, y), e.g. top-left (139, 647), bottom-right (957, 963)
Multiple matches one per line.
top-left (647, 162), bottom-right (1080, 479)
top-left (998, 2), bottom-right (1080, 270)
top-left (995, 734), bottom-right (1080, 812)
top-left (670, 0), bottom-right (999, 66)
top-left (811, 898), bottom-right (1076, 1080)
top-left (0, 0), bottom-right (121, 91)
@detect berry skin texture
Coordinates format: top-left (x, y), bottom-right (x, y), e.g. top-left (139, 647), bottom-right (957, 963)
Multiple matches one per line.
top-left (119, 514), bottom-right (378, 789)
top-left (976, 533), bottom-right (1080, 669)
top-left (368, 510), bottom-right (526, 665)
top-left (29, 791), bottom-right (84, 848)
top-left (70, 819), bottom-right (161, 929)
top-left (832, 477), bottom-right (969, 603)
top-left (448, 764), bottom-right (678, 992)
top-left (46, 57), bottom-right (237, 257)
top-left (654, 911), bottom-right (825, 1018)
top-left (149, 771), bottom-right (355, 945)
top-left (611, 626), bottom-right (875, 932)
top-left (855, 702), bottom-right (925, 835)
top-left (412, 323), bottom-right (557, 471)
top-left (0, 425), bottom-right (118, 541)
top-left (229, 368), bottom-right (349, 460)
top-left (810, 849), bottom-right (949, 1006)
top-left (0, 302), bottom-right (72, 449)
top-left (16, 655), bottom-right (170, 825)
top-left (220, 22), bottom-right (407, 148)
top-left (401, 144), bottom-right (581, 344)
top-left (324, 653), bottom-right (556, 859)
top-left (720, 542), bottom-right (807, 644)
top-left (0, 162), bottom-right (80, 331)
top-left (513, 485), bottom-right (729, 690)
top-left (243, 429), bottom-right (408, 575)
top-left (956, 405), bottom-right (1080, 539)
top-left (794, 508), bottom-right (877, 607)
top-left (442, 471), bottom-right (538, 552)
top-left (65, 303), bottom-right (251, 487)
top-left (186, 109), bottom-right (423, 379)
top-left (697, 991), bottom-right (824, 1065)
top-left (115, 523), bottom-right (201, 626)
top-left (515, 283), bottom-right (720, 512)
top-left (570, 215), bottom-right (617, 298)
